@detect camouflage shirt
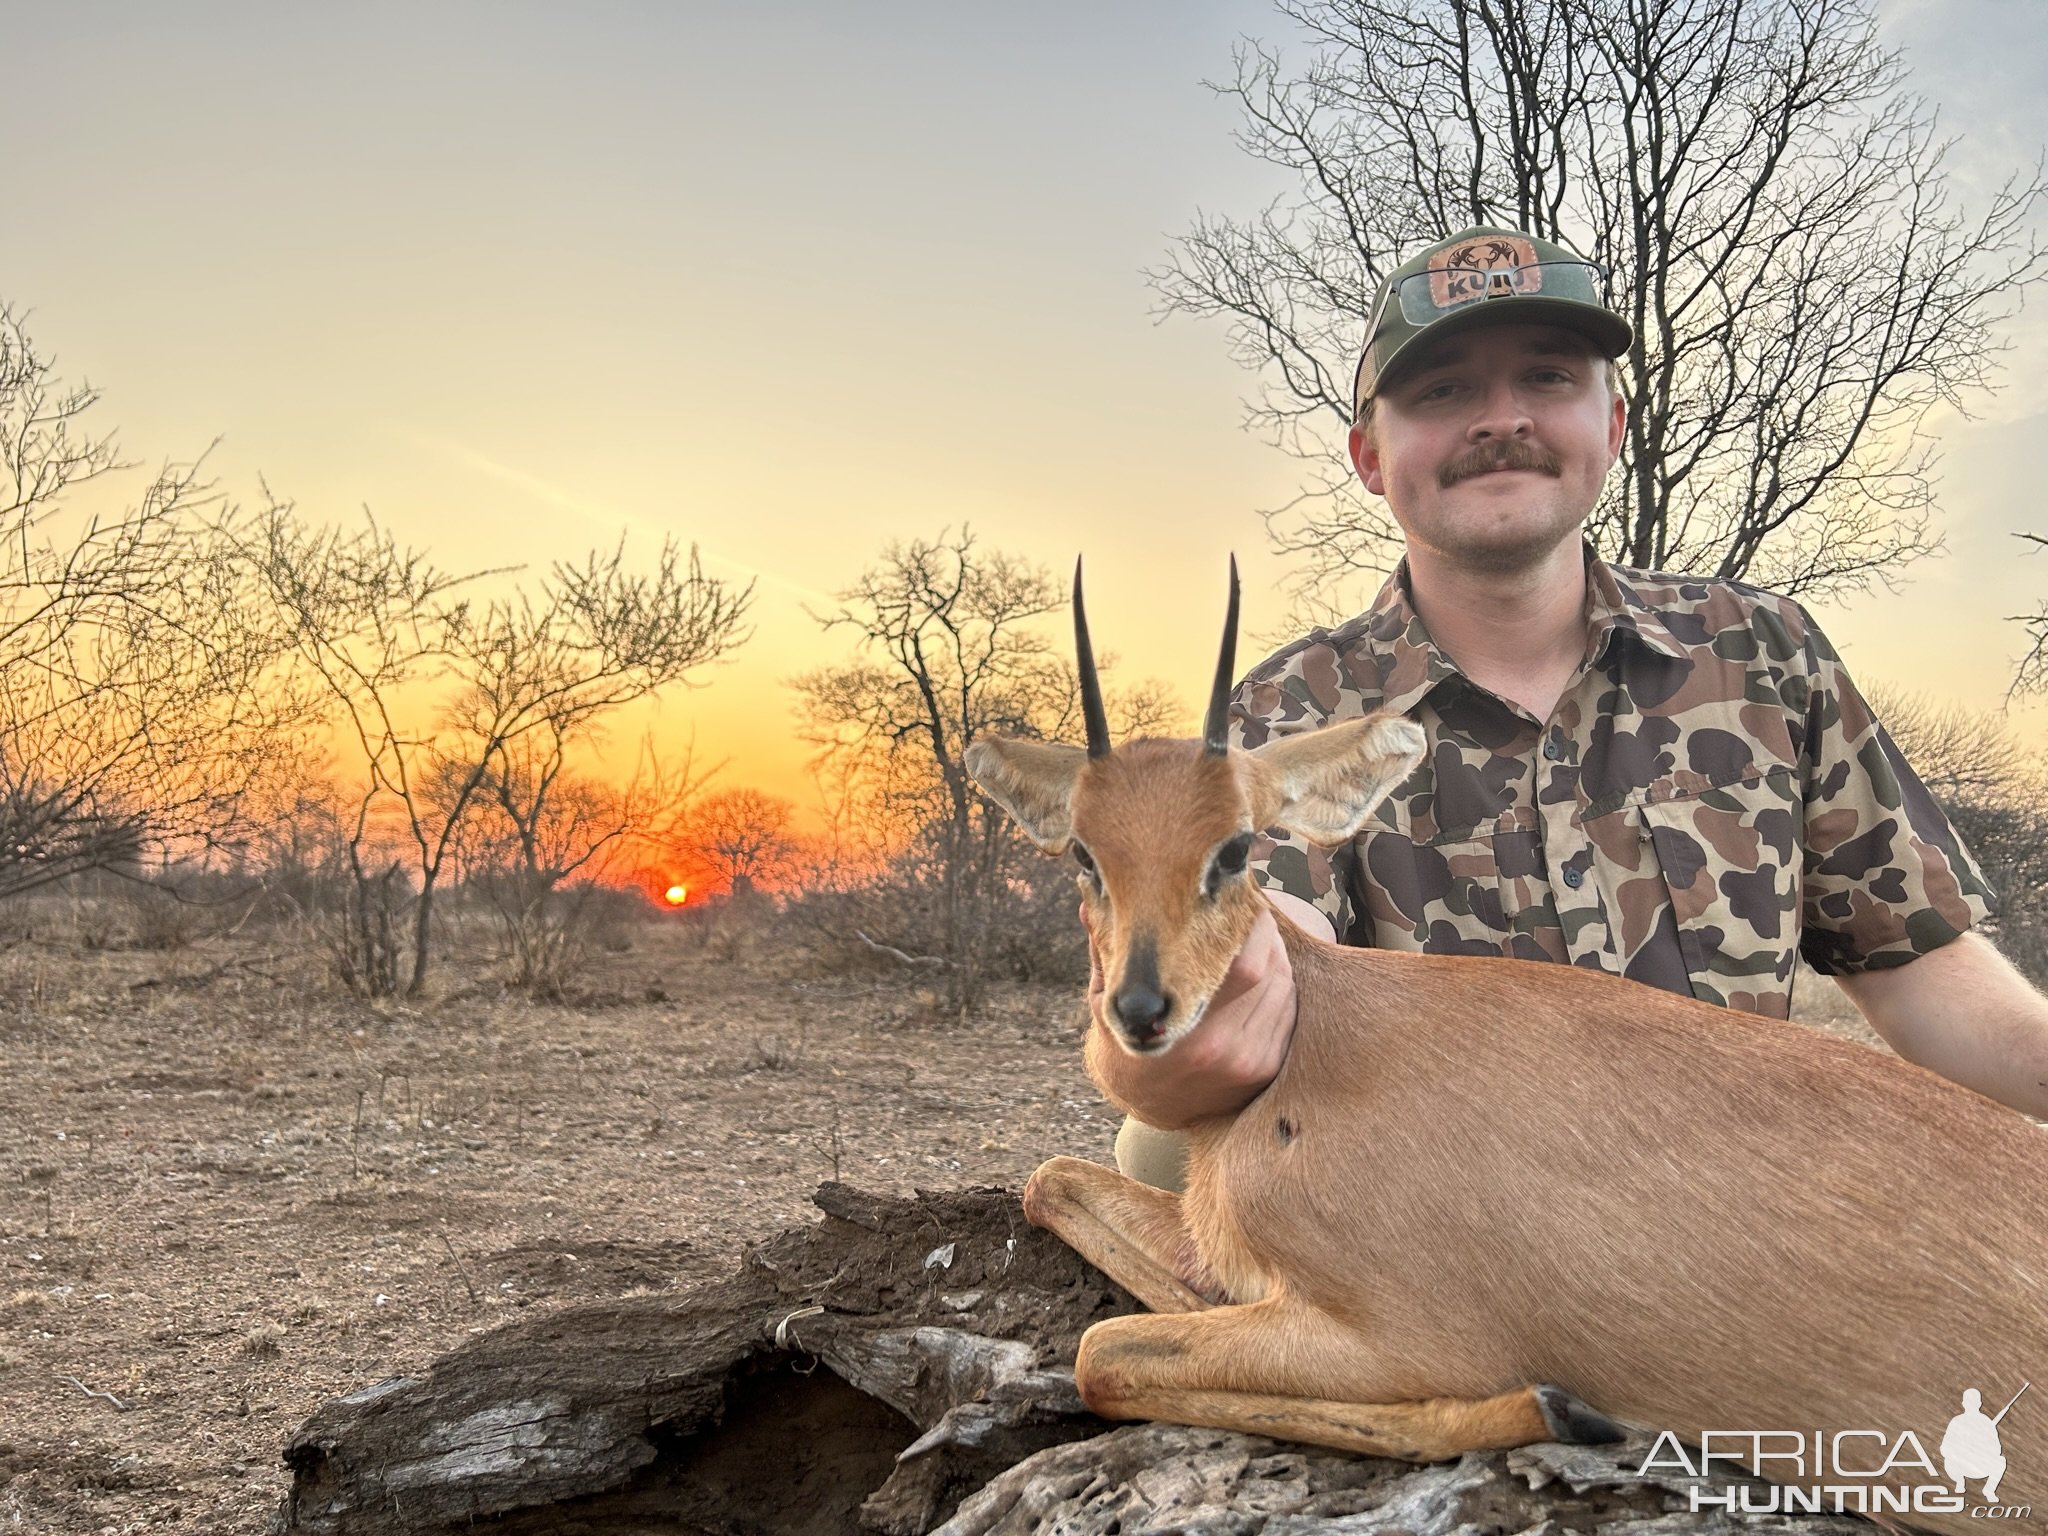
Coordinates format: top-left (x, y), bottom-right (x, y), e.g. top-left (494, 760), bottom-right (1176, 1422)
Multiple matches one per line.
top-left (1230, 552), bottom-right (1994, 1019)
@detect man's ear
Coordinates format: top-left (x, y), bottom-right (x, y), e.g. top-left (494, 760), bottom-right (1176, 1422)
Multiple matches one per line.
top-left (1244, 713), bottom-right (1425, 844)
top-left (1349, 419), bottom-right (1385, 497)
top-left (964, 738), bottom-right (1088, 852)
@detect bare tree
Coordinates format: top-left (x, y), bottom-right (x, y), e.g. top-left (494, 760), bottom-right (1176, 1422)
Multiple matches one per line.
top-left (793, 529), bottom-right (1178, 1014)
top-left (251, 508), bottom-right (751, 997)
top-left (456, 738), bottom-right (705, 995)
top-left (1153, 0), bottom-right (2047, 621)
top-left (2007, 533), bottom-right (2048, 697)
top-left (229, 770), bottom-right (357, 924)
top-left (0, 304), bottom-right (306, 899)
top-left (676, 787), bottom-right (802, 900)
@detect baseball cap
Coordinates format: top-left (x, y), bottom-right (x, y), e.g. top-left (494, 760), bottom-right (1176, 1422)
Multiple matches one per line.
top-left (1352, 227), bottom-right (1632, 416)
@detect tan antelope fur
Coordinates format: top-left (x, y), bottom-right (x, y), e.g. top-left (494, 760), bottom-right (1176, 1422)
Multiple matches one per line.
top-left (964, 563), bottom-right (2048, 1534)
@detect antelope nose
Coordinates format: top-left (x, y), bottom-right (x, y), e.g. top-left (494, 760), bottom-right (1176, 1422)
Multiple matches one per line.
top-left (1113, 984), bottom-right (1172, 1041)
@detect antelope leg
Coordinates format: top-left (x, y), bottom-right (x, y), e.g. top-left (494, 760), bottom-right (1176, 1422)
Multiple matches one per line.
top-left (1074, 1298), bottom-right (1626, 1460)
top-left (1023, 1154), bottom-right (1215, 1313)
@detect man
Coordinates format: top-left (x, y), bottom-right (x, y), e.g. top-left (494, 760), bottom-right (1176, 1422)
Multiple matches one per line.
top-left (1941, 1388), bottom-right (2011, 1502)
top-left (1104, 226), bottom-right (2048, 1189)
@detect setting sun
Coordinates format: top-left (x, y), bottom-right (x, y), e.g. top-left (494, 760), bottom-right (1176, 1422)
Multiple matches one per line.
top-left (664, 885), bottom-right (689, 906)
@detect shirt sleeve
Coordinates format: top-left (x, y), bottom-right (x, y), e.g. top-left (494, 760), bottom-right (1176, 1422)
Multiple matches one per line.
top-left (1791, 608), bottom-right (1996, 974)
top-left (1228, 646), bottom-right (1362, 945)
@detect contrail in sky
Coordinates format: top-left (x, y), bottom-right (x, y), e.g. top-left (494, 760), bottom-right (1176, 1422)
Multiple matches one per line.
top-left (421, 434), bottom-right (839, 607)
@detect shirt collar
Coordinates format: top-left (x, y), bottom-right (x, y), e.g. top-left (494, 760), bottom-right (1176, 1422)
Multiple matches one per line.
top-left (1587, 556), bottom-right (1688, 661)
top-left (1356, 560), bottom-right (1466, 716)
top-left (1358, 542), bottom-right (1687, 713)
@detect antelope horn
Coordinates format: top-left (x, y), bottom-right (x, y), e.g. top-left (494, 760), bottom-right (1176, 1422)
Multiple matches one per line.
top-left (1203, 556), bottom-right (1241, 755)
top-left (1073, 557), bottom-right (1111, 758)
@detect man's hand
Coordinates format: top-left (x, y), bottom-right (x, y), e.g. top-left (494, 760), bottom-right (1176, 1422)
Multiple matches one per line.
top-left (1081, 892), bottom-right (1333, 1130)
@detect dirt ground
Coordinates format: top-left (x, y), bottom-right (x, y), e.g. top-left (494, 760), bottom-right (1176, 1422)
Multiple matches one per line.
top-left (0, 911), bottom-right (1888, 1536)
top-left (0, 915), bottom-right (1123, 1535)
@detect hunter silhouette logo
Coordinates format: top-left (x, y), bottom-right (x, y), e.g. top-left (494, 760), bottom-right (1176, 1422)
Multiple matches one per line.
top-left (1944, 1384), bottom-right (2029, 1504)
top-left (1427, 235), bottom-right (1541, 310)
top-left (1636, 1382), bottom-right (2032, 1519)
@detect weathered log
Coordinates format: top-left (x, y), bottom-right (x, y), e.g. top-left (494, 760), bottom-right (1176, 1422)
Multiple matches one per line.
top-left (934, 1425), bottom-right (1871, 1536)
top-left (277, 1184), bottom-right (1862, 1535)
top-left (274, 1185), bottom-right (1132, 1535)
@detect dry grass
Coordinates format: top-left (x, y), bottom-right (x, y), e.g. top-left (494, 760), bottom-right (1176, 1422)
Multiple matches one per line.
top-left (0, 913), bottom-right (1114, 1534)
top-left (0, 903), bottom-right (1919, 1534)
top-left (240, 1324), bottom-right (287, 1359)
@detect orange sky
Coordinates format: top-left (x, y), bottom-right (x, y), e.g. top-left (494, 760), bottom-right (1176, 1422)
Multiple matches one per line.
top-left (7, 1), bottom-right (2047, 832)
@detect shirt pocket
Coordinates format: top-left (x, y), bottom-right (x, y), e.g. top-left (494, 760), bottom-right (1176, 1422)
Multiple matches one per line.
top-left (1351, 824), bottom-right (1565, 962)
top-left (1635, 766), bottom-right (1803, 1015)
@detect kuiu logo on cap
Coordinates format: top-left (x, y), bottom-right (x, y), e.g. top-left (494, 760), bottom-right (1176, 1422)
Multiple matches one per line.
top-left (1427, 235), bottom-right (1544, 312)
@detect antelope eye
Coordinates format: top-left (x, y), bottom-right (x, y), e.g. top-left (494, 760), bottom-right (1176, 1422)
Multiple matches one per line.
top-left (1204, 833), bottom-right (1254, 897)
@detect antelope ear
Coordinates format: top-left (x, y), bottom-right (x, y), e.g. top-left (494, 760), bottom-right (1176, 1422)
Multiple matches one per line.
top-left (965, 738), bottom-right (1089, 852)
top-left (1244, 713), bottom-right (1425, 845)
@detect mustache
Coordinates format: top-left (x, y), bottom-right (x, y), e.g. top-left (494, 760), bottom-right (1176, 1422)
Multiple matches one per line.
top-left (1439, 441), bottom-right (1562, 488)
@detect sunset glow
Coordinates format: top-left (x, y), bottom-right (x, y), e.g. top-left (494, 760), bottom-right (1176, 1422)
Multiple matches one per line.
top-left (1, 0), bottom-right (2042, 849)
top-left (664, 885), bottom-right (688, 907)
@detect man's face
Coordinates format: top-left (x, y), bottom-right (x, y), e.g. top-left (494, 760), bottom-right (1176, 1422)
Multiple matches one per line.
top-left (1348, 322), bottom-right (1626, 575)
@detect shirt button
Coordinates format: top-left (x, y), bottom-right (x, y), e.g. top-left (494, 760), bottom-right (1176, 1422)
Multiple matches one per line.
top-left (1561, 865), bottom-right (1585, 889)
top-left (1543, 735), bottom-right (1565, 761)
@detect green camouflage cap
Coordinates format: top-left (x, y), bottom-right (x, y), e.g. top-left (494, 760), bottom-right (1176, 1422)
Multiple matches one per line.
top-left (1353, 227), bottom-right (1632, 416)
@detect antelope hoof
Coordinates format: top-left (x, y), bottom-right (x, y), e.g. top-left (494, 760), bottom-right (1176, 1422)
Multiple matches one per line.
top-left (1534, 1383), bottom-right (1627, 1445)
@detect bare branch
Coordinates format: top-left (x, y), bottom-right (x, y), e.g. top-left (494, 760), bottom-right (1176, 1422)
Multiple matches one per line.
top-left (0, 311), bottom-right (311, 898)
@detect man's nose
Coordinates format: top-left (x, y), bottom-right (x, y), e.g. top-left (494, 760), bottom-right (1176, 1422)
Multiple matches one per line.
top-left (1468, 384), bottom-right (1533, 440)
